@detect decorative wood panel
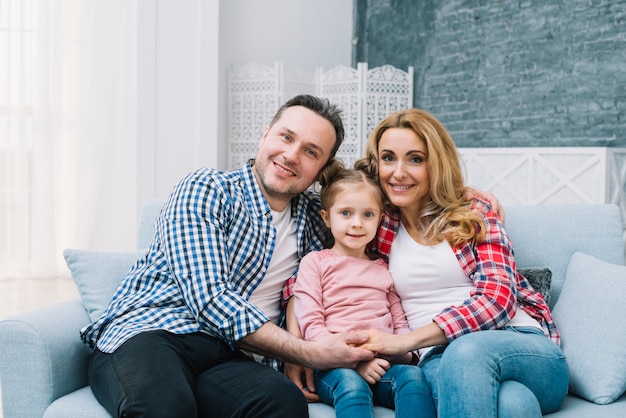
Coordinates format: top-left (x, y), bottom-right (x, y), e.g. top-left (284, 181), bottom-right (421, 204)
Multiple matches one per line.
top-left (459, 147), bottom-right (626, 244)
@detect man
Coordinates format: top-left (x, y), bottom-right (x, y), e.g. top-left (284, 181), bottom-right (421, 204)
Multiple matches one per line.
top-left (81, 95), bottom-right (375, 418)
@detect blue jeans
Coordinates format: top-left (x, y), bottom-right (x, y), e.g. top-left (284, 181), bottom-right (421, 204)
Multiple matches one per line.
top-left (419, 327), bottom-right (569, 418)
top-left (315, 364), bottom-right (436, 418)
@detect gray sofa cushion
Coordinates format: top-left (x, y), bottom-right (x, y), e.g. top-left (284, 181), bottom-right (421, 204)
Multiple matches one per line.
top-left (519, 267), bottom-right (552, 305)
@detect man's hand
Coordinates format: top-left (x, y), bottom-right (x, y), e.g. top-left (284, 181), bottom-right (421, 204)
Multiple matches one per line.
top-left (356, 358), bottom-right (390, 384)
top-left (308, 331), bottom-right (375, 370)
top-left (284, 362), bottom-right (320, 402)
top-left (237, 323), bottom-right (374, 372)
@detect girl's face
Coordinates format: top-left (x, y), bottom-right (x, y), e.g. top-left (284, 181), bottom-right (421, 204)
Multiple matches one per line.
top-left (377, 128), bottom-right (430, 213)
top-left (321, 184), bottom-right (382, 258)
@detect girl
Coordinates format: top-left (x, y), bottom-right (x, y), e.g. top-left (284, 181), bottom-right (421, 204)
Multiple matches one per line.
top-left (293, 164), bottom-right (436, 418)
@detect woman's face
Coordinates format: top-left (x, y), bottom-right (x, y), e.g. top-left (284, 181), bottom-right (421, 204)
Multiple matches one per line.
top-left (377, 127), bottom-right (430, 212)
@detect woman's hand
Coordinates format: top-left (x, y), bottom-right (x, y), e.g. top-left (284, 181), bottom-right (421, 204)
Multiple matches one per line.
top-left (362, 329), bottom-right (414, 357)
top-left (363, 323), bottom-right (448, 357)
top-left (356, 358), bottom-right (390, 384)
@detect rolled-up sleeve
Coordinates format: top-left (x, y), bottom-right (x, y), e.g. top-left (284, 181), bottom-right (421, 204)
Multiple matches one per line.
top-left (433, 199), bottom-right (517, 341)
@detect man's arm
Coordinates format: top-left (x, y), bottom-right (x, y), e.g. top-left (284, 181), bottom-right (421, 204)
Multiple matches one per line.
top-left (160, 172), bottom-right (271, 345)
top-left (236, 321), bottom-right (374, 370)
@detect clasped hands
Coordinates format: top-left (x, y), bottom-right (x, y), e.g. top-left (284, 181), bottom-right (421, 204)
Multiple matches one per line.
top-left (285, 329), bottom-right (410, 402)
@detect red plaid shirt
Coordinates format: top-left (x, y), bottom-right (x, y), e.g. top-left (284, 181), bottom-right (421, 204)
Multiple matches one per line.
top-left (372, 198), bottom-right (560, 345)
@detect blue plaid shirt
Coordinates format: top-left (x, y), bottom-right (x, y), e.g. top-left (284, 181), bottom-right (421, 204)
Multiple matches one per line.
top-left (80, 162), bottom-right (326, 362)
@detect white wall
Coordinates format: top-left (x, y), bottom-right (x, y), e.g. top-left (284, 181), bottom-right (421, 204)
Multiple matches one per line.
top-left (218, 0), bottom-right (354, 175)
top-left (137, 0), bottom-right (220, 205)
top-left (219, 0), bottom-right (353, 69)
top-left (137, 0), bottom-right (353, 206)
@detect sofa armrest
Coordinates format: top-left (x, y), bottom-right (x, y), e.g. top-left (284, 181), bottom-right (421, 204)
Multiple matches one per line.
top-left (0, 299), bottom-right (93, 418)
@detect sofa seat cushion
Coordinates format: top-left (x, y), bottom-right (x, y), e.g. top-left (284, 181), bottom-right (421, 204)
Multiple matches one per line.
top-left (551, 252), bottom-right (626, 405)
top-left (43, 386), bottom-right (111, 418)
top-left (308, 401), bottom-right (395, 417)
top-left (42, 386), bottom-right (396, 418)
top-left (543, 393), bottom-right (626, 417)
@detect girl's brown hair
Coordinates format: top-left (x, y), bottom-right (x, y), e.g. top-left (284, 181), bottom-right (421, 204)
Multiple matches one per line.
top-left (316, 160), bottom-right (385, 247)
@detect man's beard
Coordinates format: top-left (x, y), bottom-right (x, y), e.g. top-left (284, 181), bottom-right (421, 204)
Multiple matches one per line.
top-left (253, 161), bottom-right (303, 202)
top-left (261, 180), bottom-right (298, 201)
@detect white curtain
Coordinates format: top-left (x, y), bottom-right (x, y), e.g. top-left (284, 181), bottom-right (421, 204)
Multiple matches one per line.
top-left (0, 0), bottom-right (138, 279)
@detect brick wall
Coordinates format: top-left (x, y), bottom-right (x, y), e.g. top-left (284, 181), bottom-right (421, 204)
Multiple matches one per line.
top-left (353, 0), bottom-right (626, 147)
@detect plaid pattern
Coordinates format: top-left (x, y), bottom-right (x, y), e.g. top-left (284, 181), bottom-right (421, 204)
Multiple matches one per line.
top-left (373, 198), bottom-right (560, 345)
top-left (81, 163), bottom-right (327, 363)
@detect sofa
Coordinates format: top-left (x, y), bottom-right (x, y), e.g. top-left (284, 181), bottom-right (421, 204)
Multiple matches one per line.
top-left (1, 200), bottom-right (625, 418)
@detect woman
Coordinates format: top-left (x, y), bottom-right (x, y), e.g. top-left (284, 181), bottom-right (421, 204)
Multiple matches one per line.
top-left (356, 108), bottom-right (569, 417)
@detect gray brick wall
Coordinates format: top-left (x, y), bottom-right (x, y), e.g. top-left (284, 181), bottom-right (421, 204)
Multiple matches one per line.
top-left (353, 0), bottom-right (626, 147)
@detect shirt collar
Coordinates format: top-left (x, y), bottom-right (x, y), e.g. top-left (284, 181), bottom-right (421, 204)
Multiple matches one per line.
top-left (243, 159), bottom-right (309, 219)
top-left (241, 160), bottom-right (271, 217)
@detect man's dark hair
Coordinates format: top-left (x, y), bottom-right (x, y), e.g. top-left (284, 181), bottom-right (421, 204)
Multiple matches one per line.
top-left (269, 95), bottom-right (345, 158)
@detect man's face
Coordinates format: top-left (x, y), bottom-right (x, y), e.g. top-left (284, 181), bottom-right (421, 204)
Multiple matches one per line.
top-left (253, 105), bottom-right (336, 211)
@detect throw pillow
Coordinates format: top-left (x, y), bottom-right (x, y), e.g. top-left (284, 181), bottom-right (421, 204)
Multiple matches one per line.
top-left (551, 252), bottom-right (626, 404)
top-left (518, 267), bottom-right (552, 305)
top-left (63, 249), bottom-right (145, 322)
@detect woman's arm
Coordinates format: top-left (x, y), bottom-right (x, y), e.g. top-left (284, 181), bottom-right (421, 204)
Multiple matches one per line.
top-left (433, 199), bottom-right (518, 341)
top-left (365, 200), bottom-right (516, 356)
top-left (363, 322), bottom-right (447, 357)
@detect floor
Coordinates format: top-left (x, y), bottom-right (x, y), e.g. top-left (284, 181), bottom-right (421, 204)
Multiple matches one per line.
top-left (0, 277), bottom-right (80, 417)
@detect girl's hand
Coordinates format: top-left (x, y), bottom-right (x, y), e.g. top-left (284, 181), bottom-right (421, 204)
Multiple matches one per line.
top-left (356, 357), bottom-right (390, 384)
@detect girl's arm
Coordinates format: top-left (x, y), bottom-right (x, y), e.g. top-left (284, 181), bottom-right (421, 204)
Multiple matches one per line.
top-left (292, 254), bottom-right (332, 341)
top-left (284, 298), bottom-right (320, 402)
top-left (386, 283), bottom-right (415, 364)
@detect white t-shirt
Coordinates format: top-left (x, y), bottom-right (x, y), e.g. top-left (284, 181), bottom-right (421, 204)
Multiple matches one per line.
top-left (244, 203), bottom-right (299, 363)
top-left (249, 202), bottom-right (299, 326)
top-left (389, 222), bottom-right (540, 357)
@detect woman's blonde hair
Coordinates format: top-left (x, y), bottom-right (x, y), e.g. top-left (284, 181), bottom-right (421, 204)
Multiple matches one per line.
top-left (355, 108), bottom-right (485, 247)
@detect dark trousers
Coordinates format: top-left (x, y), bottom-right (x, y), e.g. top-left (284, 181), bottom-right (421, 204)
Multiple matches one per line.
top-left (88, 330), bottom-right (308, 418)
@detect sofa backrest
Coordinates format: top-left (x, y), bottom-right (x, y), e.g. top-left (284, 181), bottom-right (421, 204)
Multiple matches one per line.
top-left (137, 198), bottom-right (166, 250)
top-left (136, 200), bottom-right (625, 308)
top-left (504, 204), bottom-right (624, 307)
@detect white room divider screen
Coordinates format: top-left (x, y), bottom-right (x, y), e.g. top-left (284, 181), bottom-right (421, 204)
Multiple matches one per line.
top-left (228, 62), bottom-right (414, 170)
